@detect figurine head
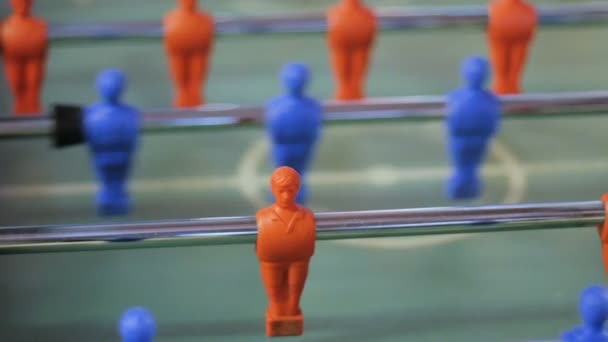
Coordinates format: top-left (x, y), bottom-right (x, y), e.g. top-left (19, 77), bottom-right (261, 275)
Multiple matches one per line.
top-left (461, 56), bottom-right (489, 89)
top-left (280, 63), bottom-right (310, 97)
top-left (178, 0), bottom-right (197, 11)
top-left (96, 69), bottom-right (126, 104)
top-left (579, 285), bottom-right (608, 330)
top-left (119, 307), bottom-right (156, 342)
top-left (10, 0), bottom-right (32, 17)
top-left (270, 167), bottom-right (301, 209)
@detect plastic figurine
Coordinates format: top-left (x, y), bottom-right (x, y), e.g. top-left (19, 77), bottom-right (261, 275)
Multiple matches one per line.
top-left (560, 286), bottom-right (608, 342)
top-left (265, 63), bottom-right (323, 205)
top-left (1, 0), bottom-right (48, 115)
top-left (163, 0), bottom-right (214, 108)
top-left (256, 167), bottom-right (316, 337)
top-left (119, 307), bottom-right (157, 342)
top-left (487, 0), bottom-right (537, 95)
top-left (84, 69), bottom-right (140, 216)
top-left (445, 56), bottom-right (500, 200)
top-left (327, 0), bottom-right (377, 101)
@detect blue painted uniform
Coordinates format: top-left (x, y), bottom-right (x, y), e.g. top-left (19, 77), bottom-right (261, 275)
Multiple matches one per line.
top-left (445, 56), bottom-right (500, 200)
top-left (84, 69), bottom-right (140, 216)
top-left (119, 307), bottom-right (157, 342)
top-left (265, 63), bottom-right (322, 204)
top-left (561, 286), bottom-right (608, 342)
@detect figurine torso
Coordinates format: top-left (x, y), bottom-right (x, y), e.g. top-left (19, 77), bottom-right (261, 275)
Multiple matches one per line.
top-left (84, 104), bottom-right (139, 164)
top-left (327, 4), bottom-right (377, 48)
top-left (266, 96), bottom-right (322, 146)
top-left (1, 16), bottom-right (47, 58)
top-left (256, 206), bottom-right (316, 262)
top-left (164, 10), bottom-right (214, 52)
top-left (446, 89), bottom-right (500, 137)
top-left (488, 0), bottom-right (537, 40)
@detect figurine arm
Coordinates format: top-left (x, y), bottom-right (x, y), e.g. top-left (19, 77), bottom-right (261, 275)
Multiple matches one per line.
top-left (255, 211), bottom-right (264, 254)
top-left (601, 222), bottom-right (608, 243)
top-left (600, 195), bottom-right (608, 242)
top-left (306, 209), bottom-right (317, 255)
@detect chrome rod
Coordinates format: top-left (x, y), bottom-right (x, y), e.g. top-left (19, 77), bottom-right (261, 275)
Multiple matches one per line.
top-left (1, 90), bottom-right (607, 139)
top-left (48, 3), bottom-right (608, 41)
top-left (0, 201), bottom-right (603, 254)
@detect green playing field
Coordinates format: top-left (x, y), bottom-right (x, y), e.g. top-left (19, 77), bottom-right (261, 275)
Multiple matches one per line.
top-left (0, 1), bottom-right (607, 341)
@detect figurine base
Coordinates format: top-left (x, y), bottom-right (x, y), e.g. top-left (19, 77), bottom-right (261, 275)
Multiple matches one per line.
top-left (266, 310), bottom-right (303, 337)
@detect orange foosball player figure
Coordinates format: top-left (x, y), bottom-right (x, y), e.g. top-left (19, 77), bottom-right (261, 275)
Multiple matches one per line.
top-left (327, 0), bottom-right (377, 101)
top-left (255, 167), bottom-right (316, 337)
top-left (163, 0), bottom-right (214, 108)
top-left (487, 0), bottom-right (537, 95)
top-left (1, 0), bottom-right (48, 116)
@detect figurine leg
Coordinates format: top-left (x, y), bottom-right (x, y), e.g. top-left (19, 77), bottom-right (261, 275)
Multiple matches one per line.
top-left (167, 52), bottom-right (191, 108)
top-left (96, 163), bottom-right (131, 216)
top-left (350, 47), bottom-right (371, 100)
top-left (446, 169), bottom-right (481, 200)
top-left (446, 136), bottom-right (487, 200)
top-left (97, 189), bottom-right (130, 216)
top-left (329, 46), bottom-right (351, 100)
top-left (508, 39), bottom-right (531, 94)
top-left (187, 52), bottom-right (210, 106)
top-left (488, 38), bottom-right (511, 95)
top-left (601, 243), bottom-right (608, 279)
top-left (260, 262), bottom-right (288, 316)
top-left (24, 57), bottom-right (45, 114)
top-left (287, 260), bottom-right (309, 315)
top-left (261, 261), bottom-right (306, 337)
top-left (4, 58), bottom-right (28, 114)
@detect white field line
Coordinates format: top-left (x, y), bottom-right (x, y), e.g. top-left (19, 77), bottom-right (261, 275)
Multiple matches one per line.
top-left (2, 157), bottom-right (608, 198)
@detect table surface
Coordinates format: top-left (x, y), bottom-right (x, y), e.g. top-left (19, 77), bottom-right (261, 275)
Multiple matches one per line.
top-left (1, 1), bottom-right (607, 341)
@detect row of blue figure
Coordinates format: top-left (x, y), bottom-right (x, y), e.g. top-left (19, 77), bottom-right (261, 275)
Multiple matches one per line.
top-left (268, 57), bottom-right (500, 202)
top-left (117, 285), bottom-right (608, 341)
top-left (65, 56), bottom-right (499, 216)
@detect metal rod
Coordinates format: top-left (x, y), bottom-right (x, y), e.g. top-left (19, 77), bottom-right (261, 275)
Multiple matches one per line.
top-left (1, 90), bottom-right (607, 139)
top-left (48, 3), bottom-right (608, 41)
top-left (0, 201), bottom-right (603, 254)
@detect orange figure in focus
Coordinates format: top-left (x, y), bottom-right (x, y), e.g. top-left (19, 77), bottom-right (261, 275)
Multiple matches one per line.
top-left (256, 167), bottom-right (316, 337)
top-left (487, 0), bottom-right (537, 95)
top-left (1, 0), bottom-right (48, 116)
top-left (164, 0), bottom-right (214, 108)
top-left (327, 0), bottom-right (377, 101)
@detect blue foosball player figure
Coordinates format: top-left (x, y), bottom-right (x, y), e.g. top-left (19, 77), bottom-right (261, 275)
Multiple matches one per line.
top-left (265, 63), bottom-right (323, 205)
top-left (561, 285), bottom-right (608, 342)
top-left (119, 307), bottom-right (157, 342)
top-left (84, 69), bottom-right (140, 216)
top-left (445, 56), bottom-right (500, 200)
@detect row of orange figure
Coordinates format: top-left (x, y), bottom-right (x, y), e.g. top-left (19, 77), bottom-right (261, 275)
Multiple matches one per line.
top-left (0, 0), bottom-right (537, 116)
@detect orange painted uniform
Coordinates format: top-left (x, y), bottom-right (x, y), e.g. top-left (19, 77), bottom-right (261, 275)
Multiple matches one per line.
top-left (1, 0), bottom-right (48, 116)
top-left (327, 0), bottom-right (377, 101)
top-left (164, 0), bottom-right (214, 108)
top-left (256, 167), bottom-right (316, 337)
top-left (487, 0), bottom-right (537, 95)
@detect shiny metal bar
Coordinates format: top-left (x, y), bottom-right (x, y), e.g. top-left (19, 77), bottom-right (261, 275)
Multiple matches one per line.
top-left (1, 90), bottom-right (607, 139)
top-left (0, 201), bottom-right (603, 254)
top-left (48, 3), bottom-right (608, 41)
